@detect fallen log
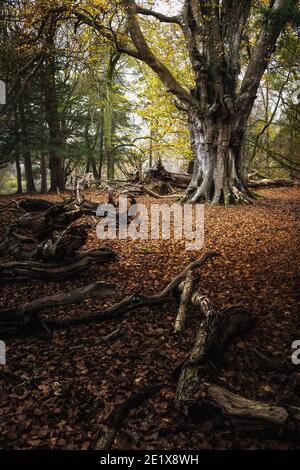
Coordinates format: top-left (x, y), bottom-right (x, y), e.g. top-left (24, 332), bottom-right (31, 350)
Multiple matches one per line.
top-left (166, 174), bottom-right (297, 191)
top-left (1, 224), bottom-right (89, 262)
top-left (0, 203), bottom-right (84, 259)
top-left (0, 248), bottom-right (116, 283)
top-left (198, 383), bottom-right (300, 434)
top-left (247, 178), bottom-right (296, 189)
top-left (145, 162), bottom-right (298, 193)
top-left (23, 203), bottom-right (83, 242)
top-left (0, 281), bottom-right (115, 325)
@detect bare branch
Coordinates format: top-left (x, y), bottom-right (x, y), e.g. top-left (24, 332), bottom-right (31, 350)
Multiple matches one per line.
top-left (136, 5), bottom-right (182, 25)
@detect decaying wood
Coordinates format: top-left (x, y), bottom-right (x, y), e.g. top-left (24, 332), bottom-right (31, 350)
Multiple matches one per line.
top-left (174, 292), bottom-right (300, 437)
top-left (174, 270), bottom-right (197, 333)
top-left (94, 384), bottom-right (161, 450)
top-left (1, 224), bottom-right (89, 262)
top-left (199, 383), bottom-right (300, 435)
top-left (0, 248), bottom-right (115, 282)
top-left (34, 224), bottom-right (89, 261)
top-left (0, 281), bottom-right (115, 325)
top-left (19, 204), bottom-right (83, 242)
top-left (247, 178), bottom-right (297, 189)
top-left (175, 301), bottom-right (254, 416)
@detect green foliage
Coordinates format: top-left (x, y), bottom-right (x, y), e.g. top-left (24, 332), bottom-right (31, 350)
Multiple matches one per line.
top-left (259, 0), bottom-right (300, 31)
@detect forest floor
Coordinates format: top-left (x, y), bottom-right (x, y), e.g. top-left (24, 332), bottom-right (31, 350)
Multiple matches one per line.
top-left (0, 187), bottom-right (299, 450)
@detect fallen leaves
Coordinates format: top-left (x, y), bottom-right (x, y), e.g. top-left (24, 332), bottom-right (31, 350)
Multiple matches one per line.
top-left (0, 188), bottom-right (299, 450)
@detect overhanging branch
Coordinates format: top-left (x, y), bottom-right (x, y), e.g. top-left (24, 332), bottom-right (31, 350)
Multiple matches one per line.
top-left (136, 5), bottom-right (182, 25)
top-left (123, 0), bottom-right (198, 108)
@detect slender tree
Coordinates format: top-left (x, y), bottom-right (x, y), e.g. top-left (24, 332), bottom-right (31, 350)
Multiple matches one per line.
top-left (104, 51), bottom-right (120, 180)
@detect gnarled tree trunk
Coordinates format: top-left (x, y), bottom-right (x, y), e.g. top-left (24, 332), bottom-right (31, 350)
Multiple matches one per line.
top-left (185, 111), bottom-right (249, 204)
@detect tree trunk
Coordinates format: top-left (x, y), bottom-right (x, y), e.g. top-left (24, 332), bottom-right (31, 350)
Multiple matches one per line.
top-left (19, 101), bottom-right (36, 193)
top-left (87, 156), bottom-right (98, 180)
top-left (43, 55), bottom-right (65, 191)
top-left (23, 151), bottom-right (36, 193)
top-left (15, 154), bottom-right (23, 194)
top-left (104, 52), bottom-right (120, 180)
top-left (14, 109), bottom-right (23, 194)
top-left (183, 111), bottom-right (251, 205)
top-left (40, 153), bottom-right (47, 193)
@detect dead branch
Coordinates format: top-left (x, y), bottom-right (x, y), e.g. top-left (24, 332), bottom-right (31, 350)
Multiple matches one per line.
top-left (0, 281), bottom-right (116, 325)
top-left (45, 252), bottom-right (220, 329)
top-left (0, 248), bottom-right (116, 283)
top-left (174, 270), bottom-right (198, 333)
top-left (94, 384), bottom-right (162, 450)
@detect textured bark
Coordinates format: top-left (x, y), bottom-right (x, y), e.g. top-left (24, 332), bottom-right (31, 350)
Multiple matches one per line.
top-left (183, 112), bottom-right (251, 204)
top-left (174, 269), bottom-right (197, 333)
top-left (33, 224), bottom-right (88, 261)
top-left (175, 301), bottom-right (254, 415)
top-left (197, 383), bottom-right (300, 435)
top-left (8, 203), bottom-right (83, 242)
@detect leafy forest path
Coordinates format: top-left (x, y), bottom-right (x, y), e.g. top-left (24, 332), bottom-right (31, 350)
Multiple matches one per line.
top-left (0, 187), bottom-right (299, 449)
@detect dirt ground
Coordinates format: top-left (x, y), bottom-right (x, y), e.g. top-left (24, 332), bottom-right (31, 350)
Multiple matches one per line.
top-left (0, 187), bottom-right (299, 450)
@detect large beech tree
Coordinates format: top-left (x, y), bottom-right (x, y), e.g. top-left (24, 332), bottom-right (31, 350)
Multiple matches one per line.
top-left (117, 0), bottom-right (299, 204)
